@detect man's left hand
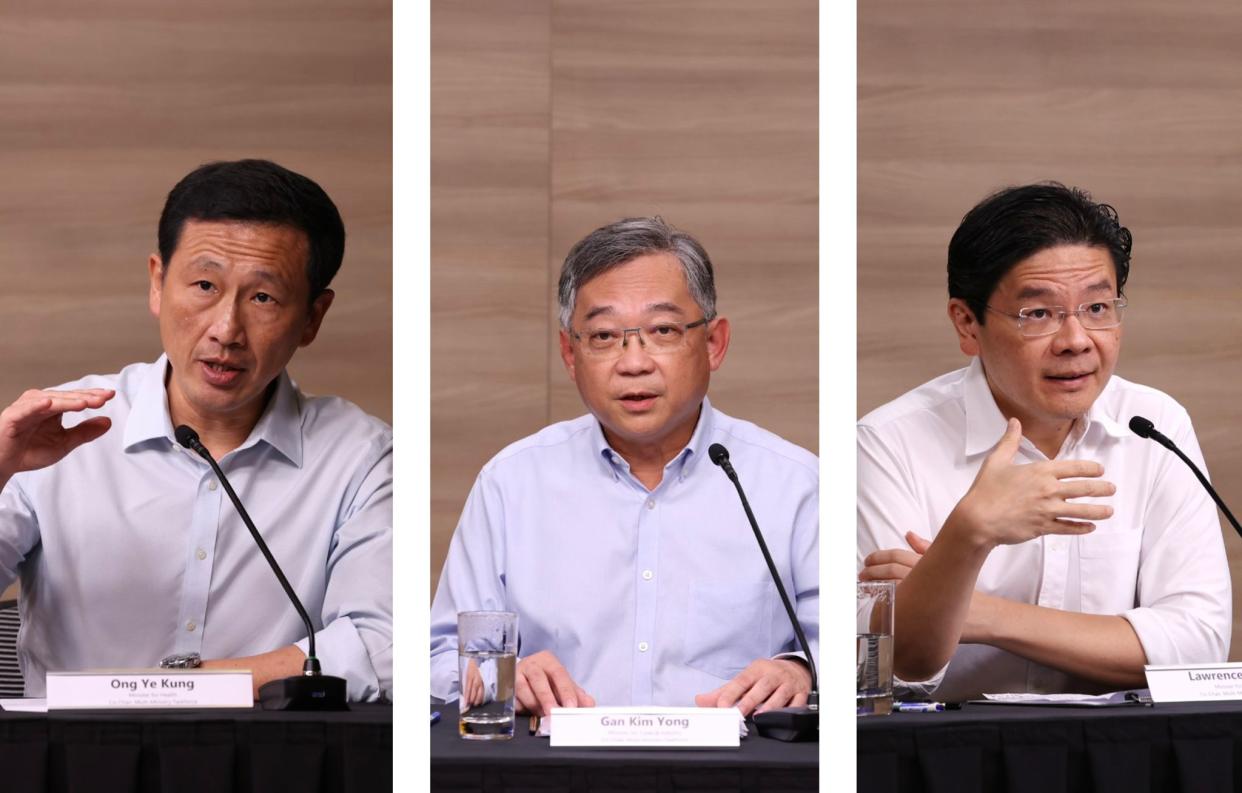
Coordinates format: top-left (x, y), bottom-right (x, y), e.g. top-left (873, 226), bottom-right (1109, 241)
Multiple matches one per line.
top-left (694, 658), bottom-right (811, 716)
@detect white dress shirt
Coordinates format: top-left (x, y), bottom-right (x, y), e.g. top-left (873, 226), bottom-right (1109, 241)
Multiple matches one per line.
top-left (430, 398), bottom-right (819, 705)
top-left (857, 358), bottom-right (1231, 702)
top-left (0, 357), bottom-right (393, 700)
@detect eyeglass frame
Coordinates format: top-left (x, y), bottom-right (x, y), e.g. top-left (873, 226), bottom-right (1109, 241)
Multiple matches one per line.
top-left (569, 316), bottom-right (712, 357)
top-left (984, 297), bottom-right (1128, 338)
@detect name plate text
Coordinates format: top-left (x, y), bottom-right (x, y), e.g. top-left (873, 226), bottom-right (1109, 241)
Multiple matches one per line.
top-left (1146, 663), bottom-right (1242, 703)
top-left (548, 706), bottom-right (741, 748)
top-left (47, 669), bottom-right (253, 709)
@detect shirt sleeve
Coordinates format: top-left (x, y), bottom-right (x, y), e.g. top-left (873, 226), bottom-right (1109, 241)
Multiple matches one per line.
top-left (0, 478), bottom-right (39, 592)
top-left (857, 423), bottom-right (948, 694)
top-left (1120, 409), bottom-right (1231, 665)
top-left (429, 469), bottom-right (509, 702)
top-left (294, 439), bottom-right (393, 702)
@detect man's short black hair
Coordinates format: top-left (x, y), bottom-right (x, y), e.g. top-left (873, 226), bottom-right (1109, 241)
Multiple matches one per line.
top-left (157, 159), bottom-right (345, 300)
top-left (947, 182), bottom-right (1132, 322)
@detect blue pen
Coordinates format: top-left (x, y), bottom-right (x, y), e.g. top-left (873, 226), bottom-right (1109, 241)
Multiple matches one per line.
top-left (894, 701), bottom-right (944, 713)
top-left (431, 710), bottom-right (442, 725)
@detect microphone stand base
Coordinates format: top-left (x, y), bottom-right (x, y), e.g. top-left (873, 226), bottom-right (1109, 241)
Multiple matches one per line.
top-left (259, 675), bottom-right (349, 711)
top-left (751, 707), bottom-right (818, 742)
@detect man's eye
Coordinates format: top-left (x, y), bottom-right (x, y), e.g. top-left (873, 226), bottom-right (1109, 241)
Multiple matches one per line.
top-left (1085, 302), bottom-right (1109, 315)
top-left (1025, 308), bottom-right (1052, 320)
top-left (649, 324), bottom-right (678, 337)
top-left (194, 280), bottom-right (214, 292)
top-left (590, 330), bottom-right (619, 342)
top-left (254, 292), bottom-right (275, 305)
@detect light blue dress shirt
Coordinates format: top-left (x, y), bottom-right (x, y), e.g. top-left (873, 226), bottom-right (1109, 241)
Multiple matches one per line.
top-left (430, 398), bottom-right (819, 706)
top-left (0, 357), bottom-right (392, 700)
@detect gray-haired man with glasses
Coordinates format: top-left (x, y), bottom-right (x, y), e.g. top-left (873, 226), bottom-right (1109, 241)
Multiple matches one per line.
top-left (857, 183), bottom-right (1230, 702)
top-left (431, 217), bottom-right (819, 717)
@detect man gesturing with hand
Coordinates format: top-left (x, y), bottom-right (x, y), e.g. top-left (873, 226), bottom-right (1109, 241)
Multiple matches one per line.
top-left (858, 184), bottom-right (1230, 701)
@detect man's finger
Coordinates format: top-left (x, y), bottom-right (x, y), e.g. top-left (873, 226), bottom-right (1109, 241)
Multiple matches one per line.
top-left (62, 417), bottom-right (112, 452)
top-left (735, 675), bottom-right (781, 717)
top-left (523, 665), bottom-right (561, 717)
top-left (755, 682), bottom-right (795, 714)
top-left (1049, 459), bottom-right (1105, 479)
top-left (694, 687), bottom-right (721, 708)
top-left (575, 685), bottom-right (596, 708)
top-left (1056, 502), bottom-right (1113, 521)
top-left (863, 548), bottom-right (921, 567)
top-left (984, 418), bottom-right (1023, 468)
top-left (905, 531), bottom-right (933, 554)
top-left (1058, 479), bottom-right (1116, 499)
top-left (858, 562), bottom-right (913, 581)
top-left (514, 674), bottom-right (538, 714)
top-left (545, 663), bottom-right (580, 708)
top-left (1047, 519), bottom-right (1096, 535)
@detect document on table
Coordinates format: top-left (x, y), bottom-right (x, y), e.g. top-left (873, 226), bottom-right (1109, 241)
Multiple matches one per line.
top-left (970, 690), bottom-right (1150, 707)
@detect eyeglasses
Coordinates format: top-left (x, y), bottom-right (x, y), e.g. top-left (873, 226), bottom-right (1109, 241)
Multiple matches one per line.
top-left (986, 298), bottom-right (1127, 338)
top-left (570, 318), bottom-right (710, 358)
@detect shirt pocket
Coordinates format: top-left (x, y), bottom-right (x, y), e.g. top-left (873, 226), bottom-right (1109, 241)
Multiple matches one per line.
top-left (683, 579), bottom-right (775, 680)
top-left (1078, 530), bottom-right (1142, 615)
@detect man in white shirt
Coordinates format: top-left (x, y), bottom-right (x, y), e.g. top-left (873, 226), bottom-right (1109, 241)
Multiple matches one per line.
top-left (857, 183), bottom-right (1230, 701)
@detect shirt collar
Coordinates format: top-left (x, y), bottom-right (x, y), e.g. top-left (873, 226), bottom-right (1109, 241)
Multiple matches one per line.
top-left (591, 396), bottom-right (714, 481)
top-left (122, 355), bottom-right (304, 466)
top-left (962, 356), bottom-right (1126, 457)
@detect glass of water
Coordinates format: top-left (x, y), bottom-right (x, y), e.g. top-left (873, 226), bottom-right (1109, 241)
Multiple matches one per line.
top-left (457, 611), bottom-right (518, 740)
top-left (857, 581), bottom-right (894, 716)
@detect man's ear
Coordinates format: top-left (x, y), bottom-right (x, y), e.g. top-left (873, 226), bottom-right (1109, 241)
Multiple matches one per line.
top-left (148, 254), bottom-right (165, 319)
top-left (299, 289), bottom-right (335, 347)
top-left (948, 298), bottom-right (981, 357)
top-left (705, 317), bottom-right (730, 372)
top-left (559, 328), bottom-right (577, 383)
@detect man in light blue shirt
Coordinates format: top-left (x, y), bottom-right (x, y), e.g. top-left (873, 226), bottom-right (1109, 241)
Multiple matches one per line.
top-left (430, 217), bottom-right (818, 716)
top-left (0, 160), bottom-right (391, 700)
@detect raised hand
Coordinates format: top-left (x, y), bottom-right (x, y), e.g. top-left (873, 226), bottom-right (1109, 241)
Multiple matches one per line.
top-left (0, 388), bottom-right (115, 484)
top-left (949, 418), bottom-right (1114, 550)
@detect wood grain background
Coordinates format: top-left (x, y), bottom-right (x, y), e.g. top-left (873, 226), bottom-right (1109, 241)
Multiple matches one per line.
top-left (860, 1), bottom-right (1242, 657)
top-left (1, 2), bottom-right (391, 598)
top-left (431, 0), bottom-right (819, 596)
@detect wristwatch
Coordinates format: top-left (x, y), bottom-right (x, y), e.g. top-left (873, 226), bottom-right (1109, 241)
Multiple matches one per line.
top-left (159, 652), bottom-right (202, 669)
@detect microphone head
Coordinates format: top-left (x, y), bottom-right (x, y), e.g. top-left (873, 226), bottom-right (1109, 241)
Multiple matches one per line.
top-left (708, 443), bottom-right (730, 467)
top-left (174, 424), bottom-right (201, 450)
top-left (1129, 416), bottom-right (1156, 439)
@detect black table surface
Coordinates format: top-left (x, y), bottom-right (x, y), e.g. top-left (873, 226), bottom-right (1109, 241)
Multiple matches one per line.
top-left (0, 702), bottom-right (392, 793)
top-left (858, 699), bottom-right (1242, 793)
top-left (431, 702), bottom-right (818, 792)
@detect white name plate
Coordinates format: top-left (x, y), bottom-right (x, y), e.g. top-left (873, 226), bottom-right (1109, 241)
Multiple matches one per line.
top-left (548, 706), bottom-right (741, 748)
top-left (47, 669), bottom-right (253, 710)
top-left (1146, 663), bottom-right (1242, 703)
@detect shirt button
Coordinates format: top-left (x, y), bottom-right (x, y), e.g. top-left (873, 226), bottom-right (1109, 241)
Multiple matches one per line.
top-left (186, 620), bottom-right (197, 632)
top-left (208, 480), bottom-right (219, 491)
top-left (196, 548), bottom-right (207, 561)
top-left (638, 641), bottom-right (649, 652)
top-left (642, 570), bottom-right (654, 581)
top-left (646, 499), bottom-right (655, 510)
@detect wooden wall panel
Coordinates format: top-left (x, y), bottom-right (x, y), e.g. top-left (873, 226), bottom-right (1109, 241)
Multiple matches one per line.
top-left (431, 0), bottom-right (818, 596)
top-left (860, 1), bottom-right (1242, 657)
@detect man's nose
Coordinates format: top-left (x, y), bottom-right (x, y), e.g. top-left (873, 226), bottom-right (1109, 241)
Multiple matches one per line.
top-left (614, 330), bottom-right (655, 373)
top-left (208, 299), bottom-right (246, 347)
top-left (1050, 311), bottom-right (1093, 354)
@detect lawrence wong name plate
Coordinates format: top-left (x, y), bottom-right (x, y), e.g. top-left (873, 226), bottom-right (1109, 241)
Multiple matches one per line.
top-left (1146, 663), bottom-right (1242, 704)
top-left (548, 706), bottom-right (742, 748)
top-left (47, 669), bottom-right (253, 709)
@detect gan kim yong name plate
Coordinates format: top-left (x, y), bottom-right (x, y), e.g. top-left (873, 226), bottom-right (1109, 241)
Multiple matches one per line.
top-left (547, 706), bottom-right (743, 748)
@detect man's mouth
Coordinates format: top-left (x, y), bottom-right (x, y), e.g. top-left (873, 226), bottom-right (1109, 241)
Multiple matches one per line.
top-left (199, 359), bottom-right (246, 387)
top-left (618, 391), bottom-right (659, 410)
top-left (1045, 371), bottom-right (1094, 386)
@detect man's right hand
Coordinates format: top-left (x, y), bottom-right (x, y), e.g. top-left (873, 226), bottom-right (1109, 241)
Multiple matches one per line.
top-left (514, 650), bottom-right (596, 717)
top-left (0, 389), bottom-right (115, 486)
top-left (947, 417), bottom-right (1115, 550)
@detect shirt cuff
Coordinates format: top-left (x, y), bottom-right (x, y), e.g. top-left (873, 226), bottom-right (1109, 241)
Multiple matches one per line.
top-left (295, 616), bottom-right (387, 702)
top-left (894, 661), bottom-right (948, 700)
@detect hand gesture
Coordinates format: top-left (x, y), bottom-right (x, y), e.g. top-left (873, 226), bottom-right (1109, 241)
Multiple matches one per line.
top-left (515, 650), bottom-right (596, 717)
top-left (859, 531), bottom-right (931, 582)
top-left (694, 658), bottom-right (812, 717)
top-left (0, 389), bottom-right (115, 483)
top-left (951, 418), bottom-right (1115, 549)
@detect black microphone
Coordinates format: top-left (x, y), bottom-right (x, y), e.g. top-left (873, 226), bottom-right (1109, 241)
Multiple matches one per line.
top-left (175, 425), bottom-right (347, 710)
top-left (1128, 416), bottom-right (1242, 539)
top-left (708, 442), bottom-right (818, 742)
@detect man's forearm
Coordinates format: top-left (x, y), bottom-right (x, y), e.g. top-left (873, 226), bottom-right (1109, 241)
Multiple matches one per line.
top-left (966, 594), bottom-right (1148, 688)
top-left (891, 512), bottom-right (993, 681)
top-left (201, 644), bottom-right (307, 698)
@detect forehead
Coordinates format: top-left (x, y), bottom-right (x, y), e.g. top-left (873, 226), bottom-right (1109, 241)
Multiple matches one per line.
top-left (574, 252), bottom-right (692, 317)
top-left (995, 244), bottom-right (1117, 300)
top-left (169, 220), bottom-right (310, 282)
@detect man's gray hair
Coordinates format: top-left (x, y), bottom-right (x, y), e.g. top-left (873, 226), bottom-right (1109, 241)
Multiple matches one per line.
top-left (557, 217), bottom-right (717, 329)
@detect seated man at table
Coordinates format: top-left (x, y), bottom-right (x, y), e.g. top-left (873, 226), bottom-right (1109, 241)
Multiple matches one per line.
top-left (430, 217), bottom-right (819, 717)
top-left (0, 159), bottom-right (392, 700)
top-left (857, 183), bottom-right (1230, 701)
